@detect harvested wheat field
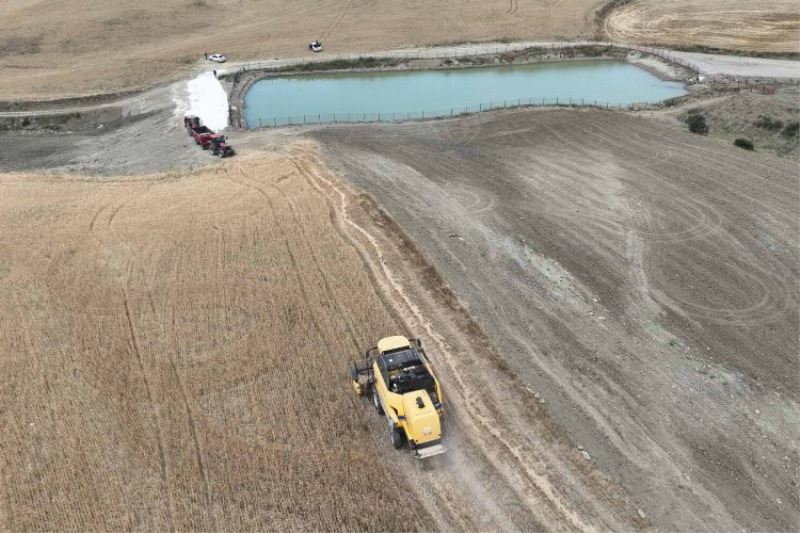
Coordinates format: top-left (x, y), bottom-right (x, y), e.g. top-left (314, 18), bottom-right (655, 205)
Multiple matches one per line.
top-left (0, 0), bottom-right (603, 102)
top-left (0, 149), bottom-right (637, 531)
top-left (603, 0), bottom-right (800, 53)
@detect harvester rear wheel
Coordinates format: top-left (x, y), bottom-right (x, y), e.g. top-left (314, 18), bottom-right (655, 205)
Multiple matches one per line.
top-left (390, 426), bottom-right (404, 449)
top-left (372, 387), bottom-right (384, 415)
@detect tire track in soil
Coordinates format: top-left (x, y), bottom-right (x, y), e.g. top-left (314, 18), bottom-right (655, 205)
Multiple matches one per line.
top-left (538, 121), bottom-right (794, 325)
top-left (93, 188), bottom-right (176, 531)
top-left (318, 150), bottom-right (582, 528)
top-left (287, 155), bottom-right (497, 532)
top-left (292, 148), bottom-right (588, 530)
top-left (319, 0), bottom-right (354, 41)
top-left (221, 168), bottom-right (351, 375)
top-left (558, 120), bottom-right (796, 324)
top-left (615, 118), bottom-right (798, 196)
top-left (502, 112), bottom-right (796, 327)
top-left (168, 251), bottom-right (216, 531)
top-left (506, 0), bottom-right (517, 16)
top-left (287, 158), bottom-right (415, 349)
top-left (0, 476), bottom-right (13, 533)
top-left (536, 122), bottom-right (727, 243)
top-left (281, 160), bottom-right (366, 351)
top-left (122, 282), bottom-right (176, 533)
top-left (287, 154), bottom-right (495, 530)
top-left (6, 289), bottom-right (59, 532)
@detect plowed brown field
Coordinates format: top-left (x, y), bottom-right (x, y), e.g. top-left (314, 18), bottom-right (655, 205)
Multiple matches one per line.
top-left (0, 149), bottom-right (636, 531)
top-left (312, 108), bottom-right (800, 531)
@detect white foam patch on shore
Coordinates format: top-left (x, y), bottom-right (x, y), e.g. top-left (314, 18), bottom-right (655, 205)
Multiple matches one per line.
top-left (183, 71), bottom-right (229, 131)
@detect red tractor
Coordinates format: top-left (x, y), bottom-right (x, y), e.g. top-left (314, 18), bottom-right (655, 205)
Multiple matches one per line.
top-left (209, 135), bottom-right (235, 158)
top-left (183, 116), bottom-right (235, 156)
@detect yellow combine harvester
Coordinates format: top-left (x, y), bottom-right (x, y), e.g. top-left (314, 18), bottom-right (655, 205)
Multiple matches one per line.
top-left (350, 335), bottom-right (446, 459)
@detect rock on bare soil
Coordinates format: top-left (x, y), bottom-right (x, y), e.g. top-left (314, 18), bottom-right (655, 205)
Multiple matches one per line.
top-left (311, 109), bottom-right (800, 531)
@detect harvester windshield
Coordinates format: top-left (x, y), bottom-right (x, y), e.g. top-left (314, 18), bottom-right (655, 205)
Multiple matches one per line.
top-left (379, 348), bottom-right (436, 395)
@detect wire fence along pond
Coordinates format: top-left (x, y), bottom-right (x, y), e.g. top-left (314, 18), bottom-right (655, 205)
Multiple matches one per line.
top-left (250, 97), bottom-right (653, 128)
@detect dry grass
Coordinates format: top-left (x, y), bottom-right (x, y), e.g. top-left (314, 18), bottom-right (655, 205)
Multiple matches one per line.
top-left (0, 154), bottom-right (432, 531)
top-left (674, 87), bottom-right (800, 157)
top-left (0, 0), bottom-right (603, 101)
top-left (603, 0), bottom-right (800, 53)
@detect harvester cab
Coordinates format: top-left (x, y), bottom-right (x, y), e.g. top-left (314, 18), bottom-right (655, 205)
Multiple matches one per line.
top-left (351, 335), bottom-right (446, 459)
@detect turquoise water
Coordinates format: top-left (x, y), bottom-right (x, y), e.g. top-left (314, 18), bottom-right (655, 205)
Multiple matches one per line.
top-left (244, 60), bottom-right (686, 127)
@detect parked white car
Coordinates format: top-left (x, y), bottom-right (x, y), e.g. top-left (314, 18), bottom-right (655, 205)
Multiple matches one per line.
top-left (309, 41), bottom-right (322, 53)
top-left (208, 53), bottom-right (227, 63)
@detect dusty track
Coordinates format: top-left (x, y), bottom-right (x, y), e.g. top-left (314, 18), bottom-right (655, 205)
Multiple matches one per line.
top-left (0, 149), bottom-right (638, 531)
top-left (311, 108), bottom-right (800, 531)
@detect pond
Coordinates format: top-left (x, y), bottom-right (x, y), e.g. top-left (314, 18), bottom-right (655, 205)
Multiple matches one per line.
top-left (243, 60), bottom-right (686, 127)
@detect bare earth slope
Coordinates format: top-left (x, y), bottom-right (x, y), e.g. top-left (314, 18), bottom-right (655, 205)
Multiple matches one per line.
top-left (312, 109), bottom-right (800, 531)
top-left (604, 0), bottom-right (800, 53)
top-left (0, 150), bottom-right (637, 531)
top-left (0, 0), bottom-right (603, 101)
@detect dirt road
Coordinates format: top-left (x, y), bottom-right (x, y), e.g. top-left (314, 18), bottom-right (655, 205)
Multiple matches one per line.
top-left (311, 109), bottom-right (800, 531)
top-left (0, 149), bottom-right (638, 531)
top-left (666, 51), bottom-right (800, 79)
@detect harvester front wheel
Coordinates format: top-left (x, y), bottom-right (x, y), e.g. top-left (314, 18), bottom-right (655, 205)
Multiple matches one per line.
top-left (390, 426), bottom-right (405, 449)
top-left (372, 387), bottom-right (384, 415)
